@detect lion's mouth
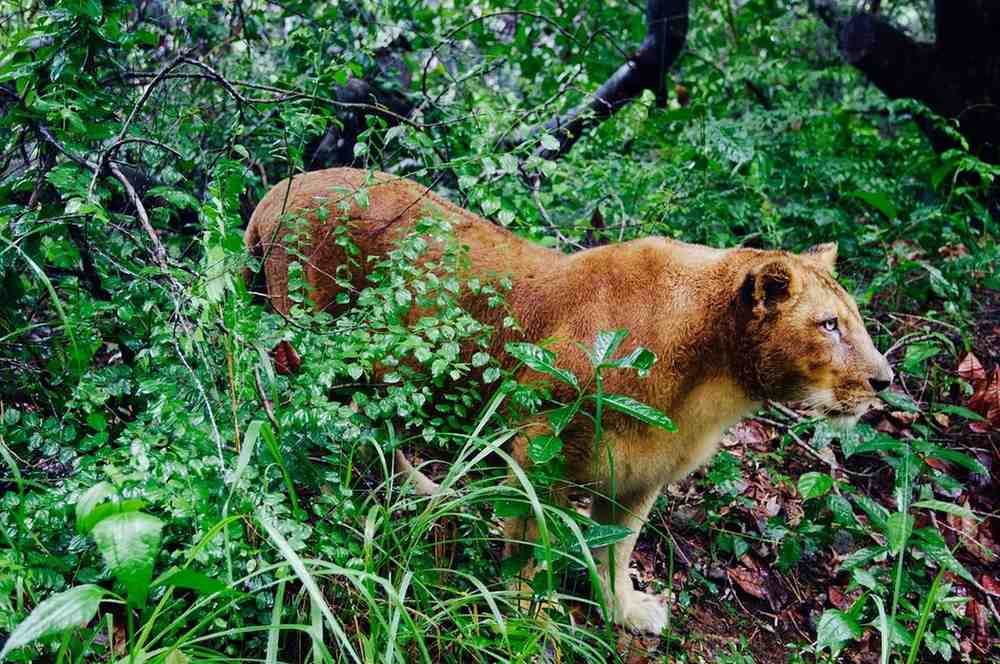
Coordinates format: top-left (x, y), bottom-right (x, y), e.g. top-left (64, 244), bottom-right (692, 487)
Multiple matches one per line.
top-left (791, 389), bottom-right (876, 426)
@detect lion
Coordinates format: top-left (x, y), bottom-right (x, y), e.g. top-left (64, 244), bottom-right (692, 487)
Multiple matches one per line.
top-left (245, 167), bottom-right (893, 634)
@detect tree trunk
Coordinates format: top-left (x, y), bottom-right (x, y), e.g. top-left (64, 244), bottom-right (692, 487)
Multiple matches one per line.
top-left (819, 0), bottom-right (1000, 164)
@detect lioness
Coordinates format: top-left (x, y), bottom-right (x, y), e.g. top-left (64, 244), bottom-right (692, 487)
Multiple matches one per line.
top-left (246, 168), bottom-right (893, 634)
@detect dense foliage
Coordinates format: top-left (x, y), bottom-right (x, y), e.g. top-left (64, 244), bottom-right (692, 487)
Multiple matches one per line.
top-left (1, 1), bottom-right (998, 662)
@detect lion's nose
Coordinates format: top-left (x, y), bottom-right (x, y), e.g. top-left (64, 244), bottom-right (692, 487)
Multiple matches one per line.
top-left (868, 376), bottom-right (891, 392)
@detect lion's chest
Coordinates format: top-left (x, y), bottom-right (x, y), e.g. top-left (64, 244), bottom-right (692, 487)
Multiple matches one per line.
top-left (607, 377), bottom-right (758, 493)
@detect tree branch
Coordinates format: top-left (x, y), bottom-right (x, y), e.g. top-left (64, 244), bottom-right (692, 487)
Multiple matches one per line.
top-left (530, 0), bottom-right (689, 161)
top-left (812, 3), bottom-right (1000, 164)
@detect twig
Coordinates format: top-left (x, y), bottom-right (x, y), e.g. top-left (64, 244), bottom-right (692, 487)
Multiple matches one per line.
top-left (108, 162), bottom-right (168, 271)
top-left (254, 367), bottom-right (280, 432)
top-left (531, 180), bottom-right (584, 250)
top-left (106, 138), bottom-right (183, 160)
top-left (34, 123), bottom-right (98, 171)
top-left (180, 57), bottom-right (249, 105)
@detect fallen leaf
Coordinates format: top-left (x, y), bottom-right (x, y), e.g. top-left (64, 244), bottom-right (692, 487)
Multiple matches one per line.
top-left (958, 353), bottom-right (986, 383)
top-left (732, 420), bottom-right (775, 451)
top-left (876, 418), bottom-right (899, 435)
top-left (923, 456), bottom-right (951, 472)
top-left (967, 598), bottom-right (989, 647)
top-left (890, 410), bottom-right (919, 425)
top-left (272, 340), bottom-right (302, 375)
top-left (728, 566), bottom-right (768, 600)
top-left (828, 586), bottom-right (850, 610)
top-left (938, 244), bottom-right (969, 259)
top-left (981, 574), bottom-right (1000, 596)
top-left (967, 367), bottom-right (1000, 429)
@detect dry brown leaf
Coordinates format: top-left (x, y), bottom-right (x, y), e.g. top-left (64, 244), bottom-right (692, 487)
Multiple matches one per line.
top-left (967, 367), bottom-right (1000, 428)
top-left (272, 340), bottom-right (302, 375)
top-left (969, 420), bottom-right (992, 434)
top-left (890, 410), bottom-right (919, 425)
top-left (731, 420), bottom-right (774, 452)
top-left (938, 244), bottom-right (969, 259)
top-left (728, 566), bottom-right (768, 600)
top-left (958, 352), bottom-right (987, 383)
top-left (876, 418), bottom-right (899, 435)
top-left (828, 586), bottom-right (850, 610)
top-left (981, 574), bottom-right (1000, 596)
top-left (933, 412), bottom-right (951, 428)
top-left (924, 456), bottom-right (951, 472)
top-left (946, 501), bottom-right (991, 562)
top-left (967, 598), bottom-right (989, 647)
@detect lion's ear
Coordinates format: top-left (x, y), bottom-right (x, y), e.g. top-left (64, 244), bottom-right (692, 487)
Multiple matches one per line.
top-left (742, 259), bottom-right (798, 314)
top-left (804, 242), bottom-right (837, 272)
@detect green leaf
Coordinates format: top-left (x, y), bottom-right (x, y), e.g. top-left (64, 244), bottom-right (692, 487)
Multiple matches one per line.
top-left (885, 512), bottom-right (915, 555)
top-left (598, 393), bottom-right (676, 431)
top-left (493, 499), bottom-right (531, 518)
top-left (590, 329), bottom-right (628, 366)
top-left (902, 342), bottom-right (940, 374)
top-left (152, 567), bottom-right (230, 595)
top-left (527, 435), bottom-right (563, 464)
top-left (76, 482), bottom-right (117, 534)
top-left (911, 500), bottom-right (976, 520)
top-left (880, 390), bottom-right (920, 412)
top-left (815, 608), bottom-right (863, 656)
top-left (931, 404), bottom-right (986, 422)
top-left (91, 511), bottom-right (164, 608)
top-left (913, 440), bottom-right (989, 475)
top-left (231, 420), bottom-right (263, 489)
top-left (851, 493), bottom-right (889, 531)
top-left (576, 524), bottom-right (632, 550)
top-left (505, 342), bottom-right (578, 389)
top-left (778, 537), bottom-right (801, 571)
top-left (539, 133), bottom-right (560, 152)
top-left (76, 0), bottom-right (103, 20)
top-left (0, 585), bottom-right (107, 661)
top-left (797, 472), bottom-right (833, 500)
top-left (828, 494), bottom-right (856, 526)
top-left (547, 403), bottom-right (579, 434)
top-left (165, 650), bottom-right (190, 664)
top-left (847, 190), bottom-right (897, 219)
top-left (604, 347), bottom-right (657, 375)
top-left (912, 528), bottom-right (974, 582)
top-left (839, 546), bottom-right (886, 572)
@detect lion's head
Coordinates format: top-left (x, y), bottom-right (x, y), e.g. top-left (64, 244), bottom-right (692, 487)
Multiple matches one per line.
top-left (735, 242), bottom-right (893, 427)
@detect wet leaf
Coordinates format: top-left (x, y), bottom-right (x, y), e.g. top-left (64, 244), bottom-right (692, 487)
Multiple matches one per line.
top-left (91, 511), bottom-right (163, 608)
top-left (0, 585), bottom-right (107, 661)
top-left (598, 394), bottom-right (676, 431)
top-left (816, 608), bottom-right (862, 656)
top-left (797, 472), bottom-right (833, 500)
top-left (527, 435), bottom-right (562, 465)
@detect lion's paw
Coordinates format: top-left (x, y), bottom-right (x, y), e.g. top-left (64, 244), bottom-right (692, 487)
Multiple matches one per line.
top-left (614, 589), bottom-right (667, 635)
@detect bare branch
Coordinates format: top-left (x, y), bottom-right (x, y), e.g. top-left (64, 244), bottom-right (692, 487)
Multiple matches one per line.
top-left (108, 162), bottom-right (169, 272)
top-left (527, 0), bottom-right (690, 161)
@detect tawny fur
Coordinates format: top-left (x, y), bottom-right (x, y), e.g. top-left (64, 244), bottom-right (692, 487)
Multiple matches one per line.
top-left (246, 167), bottom-right (893, 633)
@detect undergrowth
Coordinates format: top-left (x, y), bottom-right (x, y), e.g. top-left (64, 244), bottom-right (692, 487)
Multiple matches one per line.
top-left (2, 1), bottom-right (999, 662)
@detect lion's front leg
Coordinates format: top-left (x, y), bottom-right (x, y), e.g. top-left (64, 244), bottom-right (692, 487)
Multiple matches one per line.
top-left (590, 487), bottom-right (666, 635)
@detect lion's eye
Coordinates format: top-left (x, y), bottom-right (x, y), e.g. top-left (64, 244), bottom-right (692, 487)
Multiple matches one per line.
top-left (821, 318), bottom-right (839, 332)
